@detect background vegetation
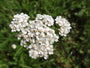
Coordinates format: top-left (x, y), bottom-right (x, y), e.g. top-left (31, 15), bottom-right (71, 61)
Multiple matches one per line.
top-left (0, 0), bottom-right (90, 68)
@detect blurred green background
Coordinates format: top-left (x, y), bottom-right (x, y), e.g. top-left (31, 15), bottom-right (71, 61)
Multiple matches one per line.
top-left (0, 0), bottom-right (90, 68)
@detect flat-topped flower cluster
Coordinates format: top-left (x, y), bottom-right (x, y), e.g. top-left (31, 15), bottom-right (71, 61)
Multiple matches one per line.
top-left (10, 13), bottom-right (71, 59)
top-left (55, 16), bottom-right (72, 36)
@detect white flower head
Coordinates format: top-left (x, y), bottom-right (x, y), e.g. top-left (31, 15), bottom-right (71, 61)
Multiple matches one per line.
top-left (9, 13), bottom-right (30, 32)
top-left (36, 14), bottom-right (54, 26)
top-left (11, 44), bottom-right (16, 49)
top-left (29, 50), bottom-right (39, 59)
top-left (55, 16), bottom-right (72, 36)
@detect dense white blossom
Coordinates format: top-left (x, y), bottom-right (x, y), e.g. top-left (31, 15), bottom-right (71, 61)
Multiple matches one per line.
top-left (9, 13), bottom-right (29, 32)
top-left (10, 13), bottom-right (72, 59)
top-left (55, 16), bottom-right (72, 36)
top-left (10, 13), bottom-right (59, 59)
top-left (36, 14), bottom-right (54, 26)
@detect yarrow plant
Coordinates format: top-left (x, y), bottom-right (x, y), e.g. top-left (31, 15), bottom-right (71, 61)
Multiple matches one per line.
top-left (10, 13), bottom-right (71, 59)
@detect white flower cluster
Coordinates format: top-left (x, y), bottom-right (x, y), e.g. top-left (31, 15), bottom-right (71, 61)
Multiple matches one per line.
top-left (10, 13), bottom-right (59, 59)
top-left (55, 16), bottom-right (72, 36)
top-left (36, 14), bottom-right (54, 26)
top-left (9, 13), bottom-right (29, 32)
